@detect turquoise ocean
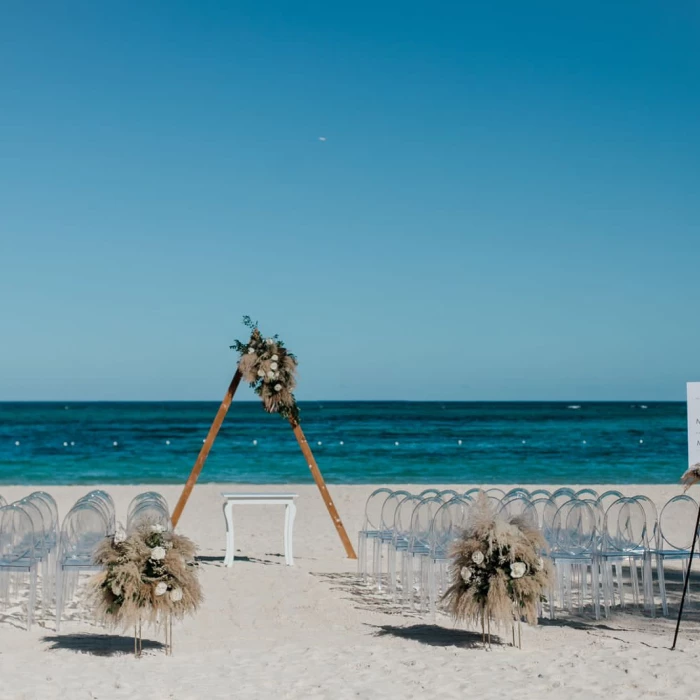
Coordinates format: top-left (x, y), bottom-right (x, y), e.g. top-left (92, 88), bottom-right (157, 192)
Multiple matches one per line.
top-left (0, 401), bottom-right (687, 485)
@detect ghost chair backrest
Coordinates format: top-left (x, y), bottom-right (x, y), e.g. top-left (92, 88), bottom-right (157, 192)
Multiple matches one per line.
top-left (29, 492), bottom-right (59, 537)
top-left (379, 490), bottom-right (412, 533)
top-left (126, 500), bottom-right (171, 534)
top-left (127, 492), bottom-right (169, 523)
top-left (659, 495), bottom-right (698, 552)
top-left (499, 496), bottom-right (538, 529)
top-left (363, 488), bottom-right (393, 530)
top-left (59, 502), bottom-right (110, 560)
top-left (0, 505), bottom-right (35, 564)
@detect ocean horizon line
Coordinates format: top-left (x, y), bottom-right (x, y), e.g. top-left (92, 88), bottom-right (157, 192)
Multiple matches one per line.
top-left (0, 399), bottom-right (686, 404)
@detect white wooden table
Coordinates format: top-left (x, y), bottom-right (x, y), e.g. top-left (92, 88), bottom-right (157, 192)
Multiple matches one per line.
top-left (221, 492), bottom-right (298, 567)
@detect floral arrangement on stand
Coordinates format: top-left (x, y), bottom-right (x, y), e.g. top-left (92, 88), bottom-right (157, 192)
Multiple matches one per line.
top-left (90, 520), bottom-right (202, 655)
top-left (231, 315), bottom-right (300, 424)
top-left (442, 493), bottom-right (553, 648)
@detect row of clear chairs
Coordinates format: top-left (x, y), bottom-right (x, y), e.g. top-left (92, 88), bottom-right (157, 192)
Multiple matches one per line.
top-left (0, 492), bottom-right (59, 629)
top-left (358, 487), bottom-right (699, 622)
top-left (55, 490), bottom-right (116, 631)
top-left (1, 489), bottom-right (170, 630)
top-left (56, 491), bottom-right (170, 631)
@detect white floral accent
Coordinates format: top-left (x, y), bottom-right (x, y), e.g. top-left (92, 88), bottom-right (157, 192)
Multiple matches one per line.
top-left (257, 369), bottom-right (265, 377)
top-left (150, 546), bottom-right (166, 561)
top-left (150, 524), bottom-right (165, 533)
top-left (471, 550), bottom-right (485, 566)
top-left (535, 557), bottom-right (544, 571)
top-left (265, 338), bottom-right (274, 345)
top-left (248, 347), bottom-right (255, 354)
top-left (267, 370), bottom-right (275, 378)
top-left (154, 581), bottom-right (168, 596)
top-left (111, 582), bottom-right (122, 596)
top-left (271, 355), bottom-right (279, 362)
top-left (460, 566), bottom-right (472, 583)
top-left (113, 528), bottom-right (127, 545)
top-left (511, 562), bottom-right (527, 579)
top-left (274, 384), bottom-right (282, 392)
top-left (170, 587), bottom-right (183, 602)
top-left (270, 362), bottom-right (278, 371)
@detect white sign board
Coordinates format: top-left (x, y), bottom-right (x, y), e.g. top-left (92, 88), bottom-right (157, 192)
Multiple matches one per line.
top-left (688, 382), bottom-right (700, 468)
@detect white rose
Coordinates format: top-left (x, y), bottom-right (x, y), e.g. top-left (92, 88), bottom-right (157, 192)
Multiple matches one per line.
top-left (113, 527), bottom-right (126, 545)
top-left (274, 384), bottom-right (282, 392)
top-left (151, 546), bottom-right (166, 561)
top-left (267, 370), bottom-right (275, 378)
top-left (265, 338), bottom-right (273, 345)
top-left (248, 347), bottom-right (255, 354)
top-left (471, 550), bottom-right (485, 566)
top-left (111, 581), bottom-right (122, 596)
top-left (155, 581), bottom-right (168, 596)
top-left (150, 524), bottom-right (165, 533)
top-left (536, 557), bottom-right (544, 571)
top-left (511, 562), bottom-right (527, 579)
top-left (271, 355), bottom-right (279, 362)
top-left (170, 587), bottom-right (183, 602)
top-left (270, 362), bottom-right (278, 371)
top-left (460, 566), bottom-right (472, 584)
top-left (257, 369), bottom-right (265, 377)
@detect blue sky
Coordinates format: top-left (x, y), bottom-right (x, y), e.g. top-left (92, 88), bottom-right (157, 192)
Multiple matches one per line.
top-left (1, 1), bottom-right (698, 401)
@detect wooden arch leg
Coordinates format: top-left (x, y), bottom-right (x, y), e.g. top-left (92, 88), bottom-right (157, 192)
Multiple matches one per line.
top-left (290, 420), bottom-right (357, 559)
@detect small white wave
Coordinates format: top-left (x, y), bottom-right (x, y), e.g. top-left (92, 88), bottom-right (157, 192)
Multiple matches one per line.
top-left (567, 405), bottom-right (581, 409)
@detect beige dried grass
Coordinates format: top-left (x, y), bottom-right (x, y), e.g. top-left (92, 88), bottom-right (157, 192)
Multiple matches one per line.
top-left (90, 519), bottom-right (202, 629)
top-left (442, 493), bottom-right (553, 633)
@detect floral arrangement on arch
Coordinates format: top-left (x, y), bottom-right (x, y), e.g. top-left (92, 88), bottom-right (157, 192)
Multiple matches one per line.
top-left (442, 493), bottom-right (553, 646)
top-left (90, 520), bottom-right (202, 629)
top-left (231, 315), bottom-right (300, 423)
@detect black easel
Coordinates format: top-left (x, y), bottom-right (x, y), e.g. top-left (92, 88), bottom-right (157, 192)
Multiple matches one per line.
top-left (671, 503), bottom-right (700, 650)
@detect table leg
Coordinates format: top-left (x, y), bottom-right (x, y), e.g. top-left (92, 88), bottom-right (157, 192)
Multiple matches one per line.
top-left (223, 502), bottom-right (235, 567)
top-left (285, 502), bottom-right (297, 566)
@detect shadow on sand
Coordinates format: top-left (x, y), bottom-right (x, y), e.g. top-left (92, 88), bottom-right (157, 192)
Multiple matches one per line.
top-left (42, 633), bottom-right (165, 656)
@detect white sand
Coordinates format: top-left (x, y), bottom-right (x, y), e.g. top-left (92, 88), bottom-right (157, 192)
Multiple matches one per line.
top-left (1, 482), bottom-right (700, 699)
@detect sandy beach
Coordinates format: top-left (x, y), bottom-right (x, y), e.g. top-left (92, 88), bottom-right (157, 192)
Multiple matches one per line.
top-left (2, 482), bottom-right (700, 699)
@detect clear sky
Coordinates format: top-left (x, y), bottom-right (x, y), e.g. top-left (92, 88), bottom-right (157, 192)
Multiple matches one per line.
top-left (1, 1), bottom-right (698, 401)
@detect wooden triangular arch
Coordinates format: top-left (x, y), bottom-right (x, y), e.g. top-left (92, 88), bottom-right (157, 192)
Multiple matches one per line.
top-left (171, 369), bottom-right (357, 560)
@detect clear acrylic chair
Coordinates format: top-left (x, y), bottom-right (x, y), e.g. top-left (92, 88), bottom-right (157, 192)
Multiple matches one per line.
top-left (463, 488), bottom-right (482, 499)
top-left (427, 496), bottom-right (471, 617)
top-left (484, 488), bottom-right (506, 499)
top-left (631, 495), bottom-right (661, 616)
top-left (357, 488), bottom-right (392, 582)
top-left (551, 500), bottom-right (599, 617)
top-left (387, 495), bottom-right (421, 597)
top-left (55, 501), bottom-right (110, 632)
top-left (24, 493), bottom-right (58, 612)
top-left (651, 495), bottom-right (699, 618)
top-left (417, 489), bottom-right (441, 498)
top-left (403, 496), bottom-right (443, 608)
top-left (575, 488), bottom-right (598, 499)
top-left (127, 501), bottom-right (171, 534)
top-left (76, 492), bottom-right (115, 535)
top-left (127, 491), bottom-right (168, 521)
top-left (529, 488), bottom-right (552, 499)
top-left (374, 490), bottom-right (411, 591)
top-left (437, 489), bottom-right (461, 501)
top-left (0, 504), bottom-right (38, 630)
top-left (598, 498), bottom-right (648, 618)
